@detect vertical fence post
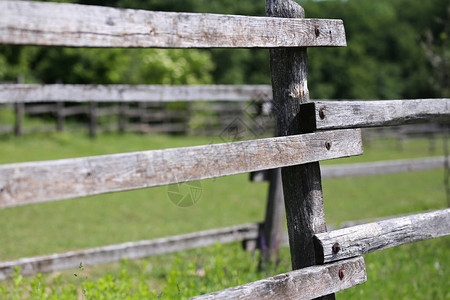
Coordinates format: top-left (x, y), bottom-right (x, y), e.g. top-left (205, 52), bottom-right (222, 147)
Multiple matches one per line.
top-left (139, 102), bottom-right (147, 133)
top-left (261, 168), bottom-right (284, 264)
top-left (14, 76), bottom-right (24, 136)
top-left (266, 0), bottom-right (333, 299)
top-left (56, 102), bottom-right (64, 132)
top-left (119, 102), bottom-right (128, 133)
top-left (14, 102), bottom-right (24, 137)
top-left (89, 102), bottom-right (97, 138)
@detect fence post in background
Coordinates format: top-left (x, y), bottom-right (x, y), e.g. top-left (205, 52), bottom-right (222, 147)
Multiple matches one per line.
top-left (139, 102), bottom-right (147, 133)
top-left (261, 168), bottom-right (284, 265)
top-left (14, 76), bottom-right (25, 136)
top-left (56, 102), bottom-right (64, 132)
top-left (14, 102), bottom-right (24, 137)
top-left (119, 102), bottom-right (128, 133)
top-left (266, 0), bottom-right (334, 299)
top-left (89, 102), bottom-right (97, 138)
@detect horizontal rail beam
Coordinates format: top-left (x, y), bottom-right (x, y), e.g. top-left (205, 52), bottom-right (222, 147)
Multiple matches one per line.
top-left (250, 156), bottom-right (446, 182)
top-left (321, 156), bottom-right (446, 178)
top-left (0, 84), bottom-right (273, 103)
top-left (0, 129), bottom-right (362, 208)
top-left (0, 1), bottom-right (346, 48)
top-left (314, 208), bottom-right (450, 264)
top-left (301, 99), bottom-right (450, 130)
top-left (0, 223), bottom-right (259, 280)
top-left (190, 257), bottom-right (366, 300)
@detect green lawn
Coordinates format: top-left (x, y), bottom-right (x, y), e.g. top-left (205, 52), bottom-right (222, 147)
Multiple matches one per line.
top-left (0, 131), bottom-right (448, 299)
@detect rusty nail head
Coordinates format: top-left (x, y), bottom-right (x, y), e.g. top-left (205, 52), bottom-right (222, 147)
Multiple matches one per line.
top-left (325, 141), bottom-right (332, 150)
top-left (315, 25), bottom-right (320, 37)
top-left (339, 268), bottom-right (345, 280)
top-left (332, 242), bottom-right (340, 254)
top-left (319, 107), bottom-right (326, 119)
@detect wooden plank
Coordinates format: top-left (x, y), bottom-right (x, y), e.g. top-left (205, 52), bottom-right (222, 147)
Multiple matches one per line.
top-left (56, 102), bottom-right (64, 131)
top-left (314, 209), bottom-right (450, 264)
top-left (267, 1), bottom-right (332, 286)
top-left (190, 257), bottom-right (366, 300)
top-left (321, 156), bottom-right (446, 178)
top-left (89, 102), bottom-right (97, 138)
top-left (62, 105), bottom-right (89, 116)
top-left (250, 156), bottom-right (446, 182)
top-left (261, 168), bottom-right (285, 263)
top-left (0, 1), bottom-right (346, 48)
top-left (119, 102), bottom-right (128, 132)
top-left (0, 129), bottom-right (362, 208)
top-left (125, 123), bottom-right (187, 133)
top-left (0, 84), bottom-right (272, 103)
top-left (0, 223), bottom-right (259, 280)
top-left (25, 104), bottom-right (57, 114)
top-left (96, 106), bottom-right (119, 117)
top-left (14, 102), bottom-right (24, 136)
top-left (303, 99), bottom-right (450, 130)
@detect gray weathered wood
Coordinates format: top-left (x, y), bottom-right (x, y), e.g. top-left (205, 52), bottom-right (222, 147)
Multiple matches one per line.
top-left (25, 104), bottom-right (57, 114)
top-left (0, 1), bottom-right (346, 48)
top-left (267, 0), bottom-right (332, 281)
top-left (56, 102), bottom-right (64, 131)
top-left (89, 102), bottom-right (97, 138)
top-left (14, 102), bottom-right (24, 136)
top-left (314, 209), bottom-right (450, 264)
top-left (304, 99), bottom-right (450, 130)
top-left (0, 223), bottom-right (259, 280)
top-left (321, 156), bottom-right (446, 178)
top-left (190, 257), bottom-right (366, 300)
top-left (0, 84), bottom-right (272, 103)
top-left (62, 105), bottom-right (89, 117)
top-left (126, 123), bottom-right (187, 134)
top-left (261, 168), bottom-right (285, 264)
top-left (0, 129), bottom-right (362, 208)
top-left (250, 156), bottom-right (446, 182)
top-left (119, 102), bottom-right (128, 132)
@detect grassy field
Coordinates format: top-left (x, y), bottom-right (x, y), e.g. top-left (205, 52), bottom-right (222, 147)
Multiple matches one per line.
top-left (0, 130), bottom-right (448, 299)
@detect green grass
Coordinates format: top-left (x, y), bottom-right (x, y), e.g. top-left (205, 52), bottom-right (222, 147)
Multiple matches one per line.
top-left (0, 131), bottom-right (448, 299)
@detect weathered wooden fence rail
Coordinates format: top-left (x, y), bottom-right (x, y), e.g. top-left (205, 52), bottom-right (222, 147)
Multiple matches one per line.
top-left (0, 84), bottom-right (274, 137)
top-left (0, 1), bottom-right (346, 48)
top-left (0, 223), bottom-right (260, 280)
top-left (0, 129), bottom-right (362, 208)
top-left (2, 84), bottom-right (448, 138)
top-left (0, 0), bottom-right (449, 299)
top-left (251, 156), bottom-right (447, 182)
top-left (0, 84), bottom-right (273, 103)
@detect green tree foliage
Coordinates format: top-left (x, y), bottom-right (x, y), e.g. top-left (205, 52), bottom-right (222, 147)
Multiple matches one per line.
top-left (302, 0), bottom-right (449, 99)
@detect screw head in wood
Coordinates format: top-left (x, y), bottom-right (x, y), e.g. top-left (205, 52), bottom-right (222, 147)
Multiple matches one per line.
top-left (315, 25), bottom-right (320, 37)
top-left (325, 141), bottom-right (332, 150)
top-left (339, 268), bottom-right (345, 280)
top-left (332, 242), bottom-right (341, 254)
top-left (319, 107), bottom-right (326, 119)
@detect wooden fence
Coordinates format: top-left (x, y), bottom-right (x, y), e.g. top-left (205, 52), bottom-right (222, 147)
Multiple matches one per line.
top-left (0, 0), bottom-right (449, 298)
top-left (1, 84), bottom-right (447, 142)
top-left (0, 84), bottom-right (274, 137)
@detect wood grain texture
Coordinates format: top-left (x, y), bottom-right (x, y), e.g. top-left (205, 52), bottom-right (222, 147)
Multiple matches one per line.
top-left (261, 168), bottom-right (285, 263)
top-left (0, 129), bottom-right (362, 208)
top-left (0, 1), bottom-right (346, 48)
top-left (314, 209), bottom-right (450, 264)
top-left (321, 156), bottom-right (446, 178)
top-left (307, 99), bottom-right (450, 130)
top-left (250, 156), bottom-right (446, 182)
top-left (190, 257), bottom-right (366, 300)
top-left (267, 0), bottom-right (331, 277)
top-left (0, 223), bottom-right (259, 280)
top-left (0, 84), bottom-right (273, 103)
